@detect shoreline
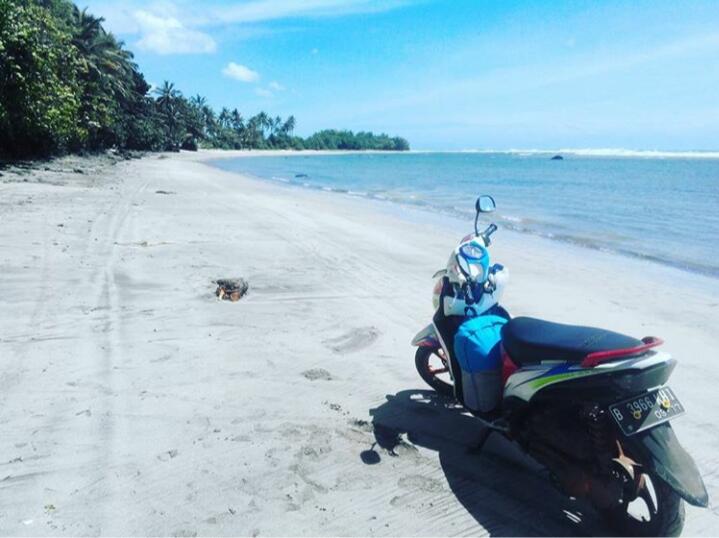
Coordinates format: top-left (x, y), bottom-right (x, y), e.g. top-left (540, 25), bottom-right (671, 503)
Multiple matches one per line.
top-left (203, 149), bottom-right (719, 282)
top-left (203, 147), bottom-right (719, 159)
top-left (191, 148), bottom-right (719, 356)
top-left (1, 151), bottom-right (717, 535)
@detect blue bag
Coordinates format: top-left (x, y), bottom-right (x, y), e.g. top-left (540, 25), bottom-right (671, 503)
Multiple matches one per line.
top-left (454, 315), bottom-right (507, 372)
top-left (453, 315), bottom-right (507, 412)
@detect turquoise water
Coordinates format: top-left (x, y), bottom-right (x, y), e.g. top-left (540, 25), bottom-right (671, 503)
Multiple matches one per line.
top-left (211, 152), bottom-right (719, 277)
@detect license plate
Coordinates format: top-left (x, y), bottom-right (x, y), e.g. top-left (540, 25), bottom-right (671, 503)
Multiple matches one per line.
top-left (609, 386), bottom-right (685, 436)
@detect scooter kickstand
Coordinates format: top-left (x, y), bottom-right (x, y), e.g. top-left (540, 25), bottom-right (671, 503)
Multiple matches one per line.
top-left (469, 427), bottom-right (493, 453)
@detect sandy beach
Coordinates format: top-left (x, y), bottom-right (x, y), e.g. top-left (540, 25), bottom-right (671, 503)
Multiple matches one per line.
top-left (1, 150), bottom-right (718, 536)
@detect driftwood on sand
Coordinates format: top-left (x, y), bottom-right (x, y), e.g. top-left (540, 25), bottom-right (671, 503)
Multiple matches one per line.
top-left (215, 278), bottom-right (249, 302)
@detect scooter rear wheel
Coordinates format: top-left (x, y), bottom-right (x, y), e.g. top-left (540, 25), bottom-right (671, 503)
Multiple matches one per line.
top-left (603, 471), bottom-right (685, 537)
top-left (415, 346), bottom-right (454, 397)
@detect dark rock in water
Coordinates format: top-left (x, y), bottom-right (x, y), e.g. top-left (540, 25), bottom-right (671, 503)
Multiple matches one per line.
top-left (551, 154), bottom-right (564, 160)
top-left (295, 173), bottom-right (308, 178)
top-left (155, 190), bottom-right (175, 195)
top-left (73, 167), bottom-right (85, 174)
top-left (215, 278), bottom-right (249, 302)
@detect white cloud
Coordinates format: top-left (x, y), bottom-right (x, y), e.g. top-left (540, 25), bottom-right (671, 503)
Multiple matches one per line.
top-left (84, 0), bottom-right (414, 56)
top-left (255, 87), bottom-right (273, 98)
top-left (222, 62), bottom-right (261, 83)
top-left (87, 1), bottom-right (412, 35)
top-left (268, 81), bottom-right (285, 91)
top-left (205, 0), bottom-right (409, 25)
top-left (134, 10), bottom-right (216, 54)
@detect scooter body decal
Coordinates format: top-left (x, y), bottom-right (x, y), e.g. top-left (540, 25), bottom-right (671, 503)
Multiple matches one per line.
top-left (504, 351), bottom-right (673, 402)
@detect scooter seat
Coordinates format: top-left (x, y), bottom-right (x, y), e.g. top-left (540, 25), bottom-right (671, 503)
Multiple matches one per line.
top-left (501, 317), bottom-right (642, 365)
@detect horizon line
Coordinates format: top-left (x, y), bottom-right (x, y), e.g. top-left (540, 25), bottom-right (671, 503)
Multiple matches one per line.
top-left (408, 148), bottom-right (719, 158)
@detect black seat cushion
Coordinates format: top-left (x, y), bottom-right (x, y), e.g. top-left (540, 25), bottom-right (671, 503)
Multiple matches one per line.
top-left (502, 317), bottom-right (641, 365)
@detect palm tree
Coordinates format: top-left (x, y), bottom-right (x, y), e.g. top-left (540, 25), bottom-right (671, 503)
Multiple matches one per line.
top-left (272, 115), bottom-right (282, 137)
top-left (282, 115), bottom-right (296, 136)
top-left (71, 7), bottom-right (104, 55)
top-left (230, 109), bottom-right (244, 132)
top-left (246, 115), bottom-right (265, 148)
top-left (189, 95), bottom-right (213, 139)
top-left (72, 7), bottom-right (135, 98)
top-left (155, 81), bottom-right (180, 113)
top-left (190, 95), bottom-right (207, 109)
top-left (154, 81), bottom-right (183, 148)
top-left (203, 107), bottom-right (218, 138)
top-left (255, 111), bottom-right (270, 138)
top-left (70, 6), bottom-right (143, 147)
top-left (218, 107), bottom-right (231, 130)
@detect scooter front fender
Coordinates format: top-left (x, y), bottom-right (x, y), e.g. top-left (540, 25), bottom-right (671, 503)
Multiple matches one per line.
top-left (411, 324), bottom-right (440, 348)
top-left (628, 423), bottom-right (709, 507)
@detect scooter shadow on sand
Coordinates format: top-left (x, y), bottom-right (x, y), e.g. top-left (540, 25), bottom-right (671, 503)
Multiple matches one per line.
top-left (364, 389), bottom-right (614, 537)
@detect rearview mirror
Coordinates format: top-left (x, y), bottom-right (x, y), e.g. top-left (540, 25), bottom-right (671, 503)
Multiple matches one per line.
top-left (476, 195), bottom-right (496, 213)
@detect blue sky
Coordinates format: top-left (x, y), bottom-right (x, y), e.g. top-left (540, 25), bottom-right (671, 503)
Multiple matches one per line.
top-left (85, 0), bottom-right (719, 150)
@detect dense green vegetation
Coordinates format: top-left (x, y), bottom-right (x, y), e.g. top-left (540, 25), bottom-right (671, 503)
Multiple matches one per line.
top-left (0, 0), bottom-right (409, 159)
top-left (304, 130), bottom-right (409, 151)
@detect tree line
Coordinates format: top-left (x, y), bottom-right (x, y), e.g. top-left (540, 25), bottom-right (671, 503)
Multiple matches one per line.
top-left (0, 0), bottom-right (410, 159)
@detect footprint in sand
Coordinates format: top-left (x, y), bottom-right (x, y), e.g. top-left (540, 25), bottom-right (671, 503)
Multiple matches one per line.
top-left (323, 326), bottom-right (380, 354)
top-left (157, 449), bottom-right (179, 461)
top-left (398, 474), bottom-right (444, 492)
top-left (302, 368), bottom-right (333, 381)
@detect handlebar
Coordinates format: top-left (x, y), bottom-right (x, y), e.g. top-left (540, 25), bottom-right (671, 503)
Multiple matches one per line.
top-left (479, 223), bottom-right (498, 245)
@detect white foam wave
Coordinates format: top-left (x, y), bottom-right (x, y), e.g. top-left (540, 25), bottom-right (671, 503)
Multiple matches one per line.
top-left (458, 148), bottom-right (719, 159)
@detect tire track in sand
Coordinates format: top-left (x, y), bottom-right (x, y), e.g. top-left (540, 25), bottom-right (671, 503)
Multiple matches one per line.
top-left (77, 176), bottom-right (149, 532)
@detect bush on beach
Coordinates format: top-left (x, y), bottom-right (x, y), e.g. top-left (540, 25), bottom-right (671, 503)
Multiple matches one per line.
top-left (0, 0), bottom-right (409, 160)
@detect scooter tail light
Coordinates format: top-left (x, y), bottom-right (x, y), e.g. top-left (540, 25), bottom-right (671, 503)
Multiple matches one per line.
top-left (580, 336), bottom-right (664, 368)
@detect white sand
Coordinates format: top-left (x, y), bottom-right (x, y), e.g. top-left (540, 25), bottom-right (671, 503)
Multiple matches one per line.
top-left (1, 151), bottom-right (717, 536)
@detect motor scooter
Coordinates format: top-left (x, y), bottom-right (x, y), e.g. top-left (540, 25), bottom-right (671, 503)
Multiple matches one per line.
top-left (411, 195), bottom-right (708, 536)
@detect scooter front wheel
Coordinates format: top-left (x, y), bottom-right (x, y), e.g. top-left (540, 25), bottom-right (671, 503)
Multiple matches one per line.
top-left (415, 346), bottom-right (454, 397)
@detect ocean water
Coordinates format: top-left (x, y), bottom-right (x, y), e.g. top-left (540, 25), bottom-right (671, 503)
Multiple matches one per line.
top-left (211, 151), bottom-right (719, 277)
